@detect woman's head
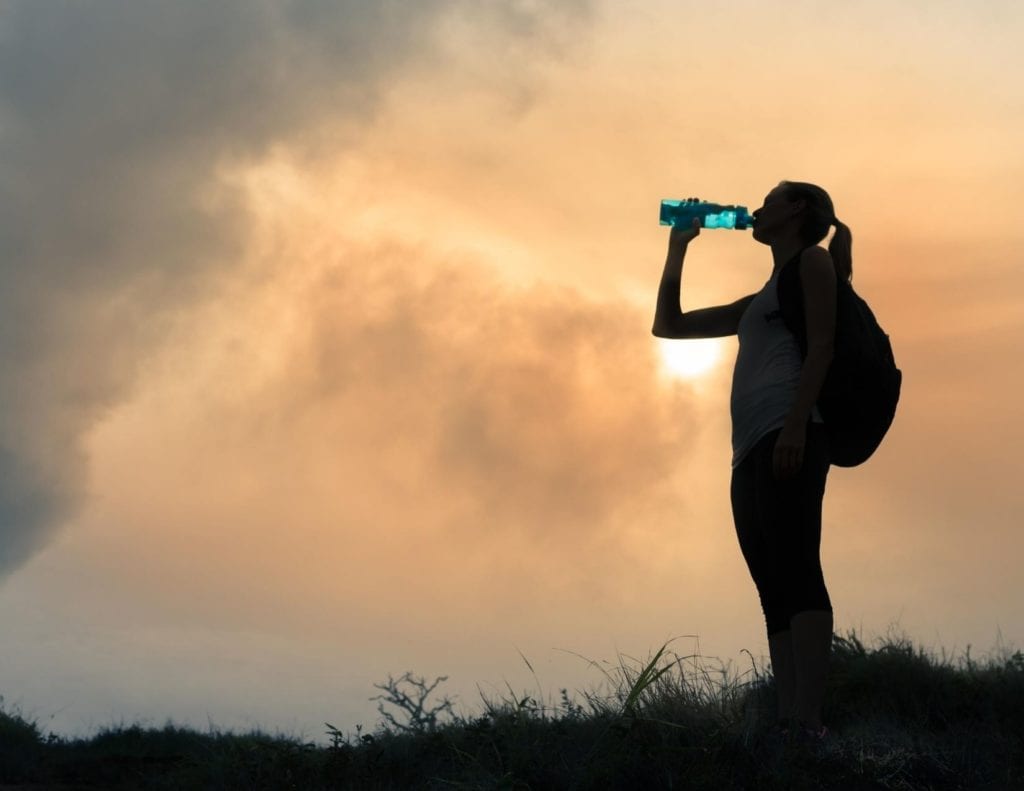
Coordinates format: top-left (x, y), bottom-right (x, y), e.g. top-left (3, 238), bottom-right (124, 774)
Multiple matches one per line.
top-left (753, 180), bottom-right (853, 282)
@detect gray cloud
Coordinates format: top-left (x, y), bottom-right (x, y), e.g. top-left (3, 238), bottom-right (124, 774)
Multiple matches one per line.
top-left (0, 0), bottom-right (592, 576)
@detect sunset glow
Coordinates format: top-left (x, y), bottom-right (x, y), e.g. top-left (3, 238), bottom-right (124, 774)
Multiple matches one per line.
top-left (657, 338), bottom-right (725, 381)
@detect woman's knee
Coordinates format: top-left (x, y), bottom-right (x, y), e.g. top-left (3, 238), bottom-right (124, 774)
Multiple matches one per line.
top-left (786, 573), bottom-right (832, 615)
top-left (765, 612), bottom-right (791, 636)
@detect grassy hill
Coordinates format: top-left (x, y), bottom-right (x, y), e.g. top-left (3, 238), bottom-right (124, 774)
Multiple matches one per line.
top-left (1, 628), bottom-right (1021, 790)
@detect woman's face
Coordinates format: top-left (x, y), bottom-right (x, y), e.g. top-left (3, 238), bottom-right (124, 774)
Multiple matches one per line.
top-left (751, 187), bottom-right (802, 244)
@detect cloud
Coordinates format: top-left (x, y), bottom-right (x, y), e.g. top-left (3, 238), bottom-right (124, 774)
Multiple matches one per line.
top-left (268, 239), bottom-right (700, 546)
top-left (0, 0), bottom-right (593, 576)
top-left (62, 220), bottom-right (714, 638)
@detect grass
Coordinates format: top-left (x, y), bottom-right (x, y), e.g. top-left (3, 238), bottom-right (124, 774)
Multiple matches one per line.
top-left (1, 627), bottom-right (1022, 790)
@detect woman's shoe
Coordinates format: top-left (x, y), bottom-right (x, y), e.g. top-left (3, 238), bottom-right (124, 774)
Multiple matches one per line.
top-left (807, 723), bottom-right (828, 738)
top-left (794, 722), bottom-right (829, 748)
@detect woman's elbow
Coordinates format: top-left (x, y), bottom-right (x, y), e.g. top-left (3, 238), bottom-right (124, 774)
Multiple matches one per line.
top-left (652, 319), bottom-right (681, 339)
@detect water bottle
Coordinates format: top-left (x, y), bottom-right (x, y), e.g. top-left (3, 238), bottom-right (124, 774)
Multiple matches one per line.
top-left (660, 198), bottom-right (754, 230)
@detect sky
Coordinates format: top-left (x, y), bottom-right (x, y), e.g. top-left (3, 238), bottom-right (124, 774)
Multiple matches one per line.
top-left (1, 0), bottom-right (1022, 744)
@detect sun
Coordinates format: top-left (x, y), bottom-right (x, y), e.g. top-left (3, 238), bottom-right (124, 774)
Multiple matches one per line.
top-left (656, 338), bottom-right (724, 381)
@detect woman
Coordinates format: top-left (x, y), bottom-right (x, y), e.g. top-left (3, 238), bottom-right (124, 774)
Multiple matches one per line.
top-left (652, 181), bottom-right (852, 742)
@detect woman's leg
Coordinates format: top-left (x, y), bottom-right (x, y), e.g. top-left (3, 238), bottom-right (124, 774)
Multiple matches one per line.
top-left (779, 423), bottom-right (833, 729)
top-left (767, 629), bottom-right (796, 722)
top-left (791, 609), bottom-right (833, 729)
top-left (732, 432), bottom-right (795, 723)
top-left (736, 424), bottom-right (832, 729)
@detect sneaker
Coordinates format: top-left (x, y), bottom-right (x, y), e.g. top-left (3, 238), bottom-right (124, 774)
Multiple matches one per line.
top-left (775, 717), bottom-right (794, 738)
top-left (807, 724), bottom-right (828, 738)
top-left (794, 722), bottom-right (829, 747)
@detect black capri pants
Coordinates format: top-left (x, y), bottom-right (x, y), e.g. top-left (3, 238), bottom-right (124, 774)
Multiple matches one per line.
top-left (730, 422), bottom-right (832, 637)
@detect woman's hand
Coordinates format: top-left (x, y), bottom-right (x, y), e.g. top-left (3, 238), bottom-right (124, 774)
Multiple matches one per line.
top-left (773, 422), bottom-right (807, 481)
top-left (669, 216), bottom-right (701, 249)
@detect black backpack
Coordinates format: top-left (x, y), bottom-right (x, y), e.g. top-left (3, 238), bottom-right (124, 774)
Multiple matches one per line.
top-left (777, 249), bottom-right (902, 467)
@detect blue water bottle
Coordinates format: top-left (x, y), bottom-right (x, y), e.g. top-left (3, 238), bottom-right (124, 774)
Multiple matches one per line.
top-left (660, 198), bottom-right (754, 230)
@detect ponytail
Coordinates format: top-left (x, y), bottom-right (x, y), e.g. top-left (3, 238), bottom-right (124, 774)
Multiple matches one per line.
top-left (829, 219), bottom-right (853, 283)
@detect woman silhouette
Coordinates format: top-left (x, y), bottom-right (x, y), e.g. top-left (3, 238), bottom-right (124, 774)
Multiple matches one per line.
top-left (652, 181), bottom-right (851, 742)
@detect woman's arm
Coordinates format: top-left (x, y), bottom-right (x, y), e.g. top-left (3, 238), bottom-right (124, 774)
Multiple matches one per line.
top-left (786, 246), bottom-right (837, 426)
top-left (773, 246), bottom-right (837, 478)
top-left (652, 219), bottom-right (755, 339)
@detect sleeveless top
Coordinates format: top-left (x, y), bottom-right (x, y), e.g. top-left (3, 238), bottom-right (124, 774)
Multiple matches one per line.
top-left (730, 266), bottom-right (823, 468)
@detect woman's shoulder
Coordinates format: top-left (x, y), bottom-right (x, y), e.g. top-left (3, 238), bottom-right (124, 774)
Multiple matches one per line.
top-left (799, 246), bottom-right (836, 284)
top-left (800, 245), bottom-right (833, 266)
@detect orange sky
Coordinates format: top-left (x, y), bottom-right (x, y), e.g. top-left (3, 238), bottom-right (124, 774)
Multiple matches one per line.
top-left (1, 0), bottom-right (1022, 742)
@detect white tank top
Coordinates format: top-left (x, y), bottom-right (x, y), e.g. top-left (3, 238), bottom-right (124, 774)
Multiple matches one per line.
top-left (730, 267), bottom-right (822, 467)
